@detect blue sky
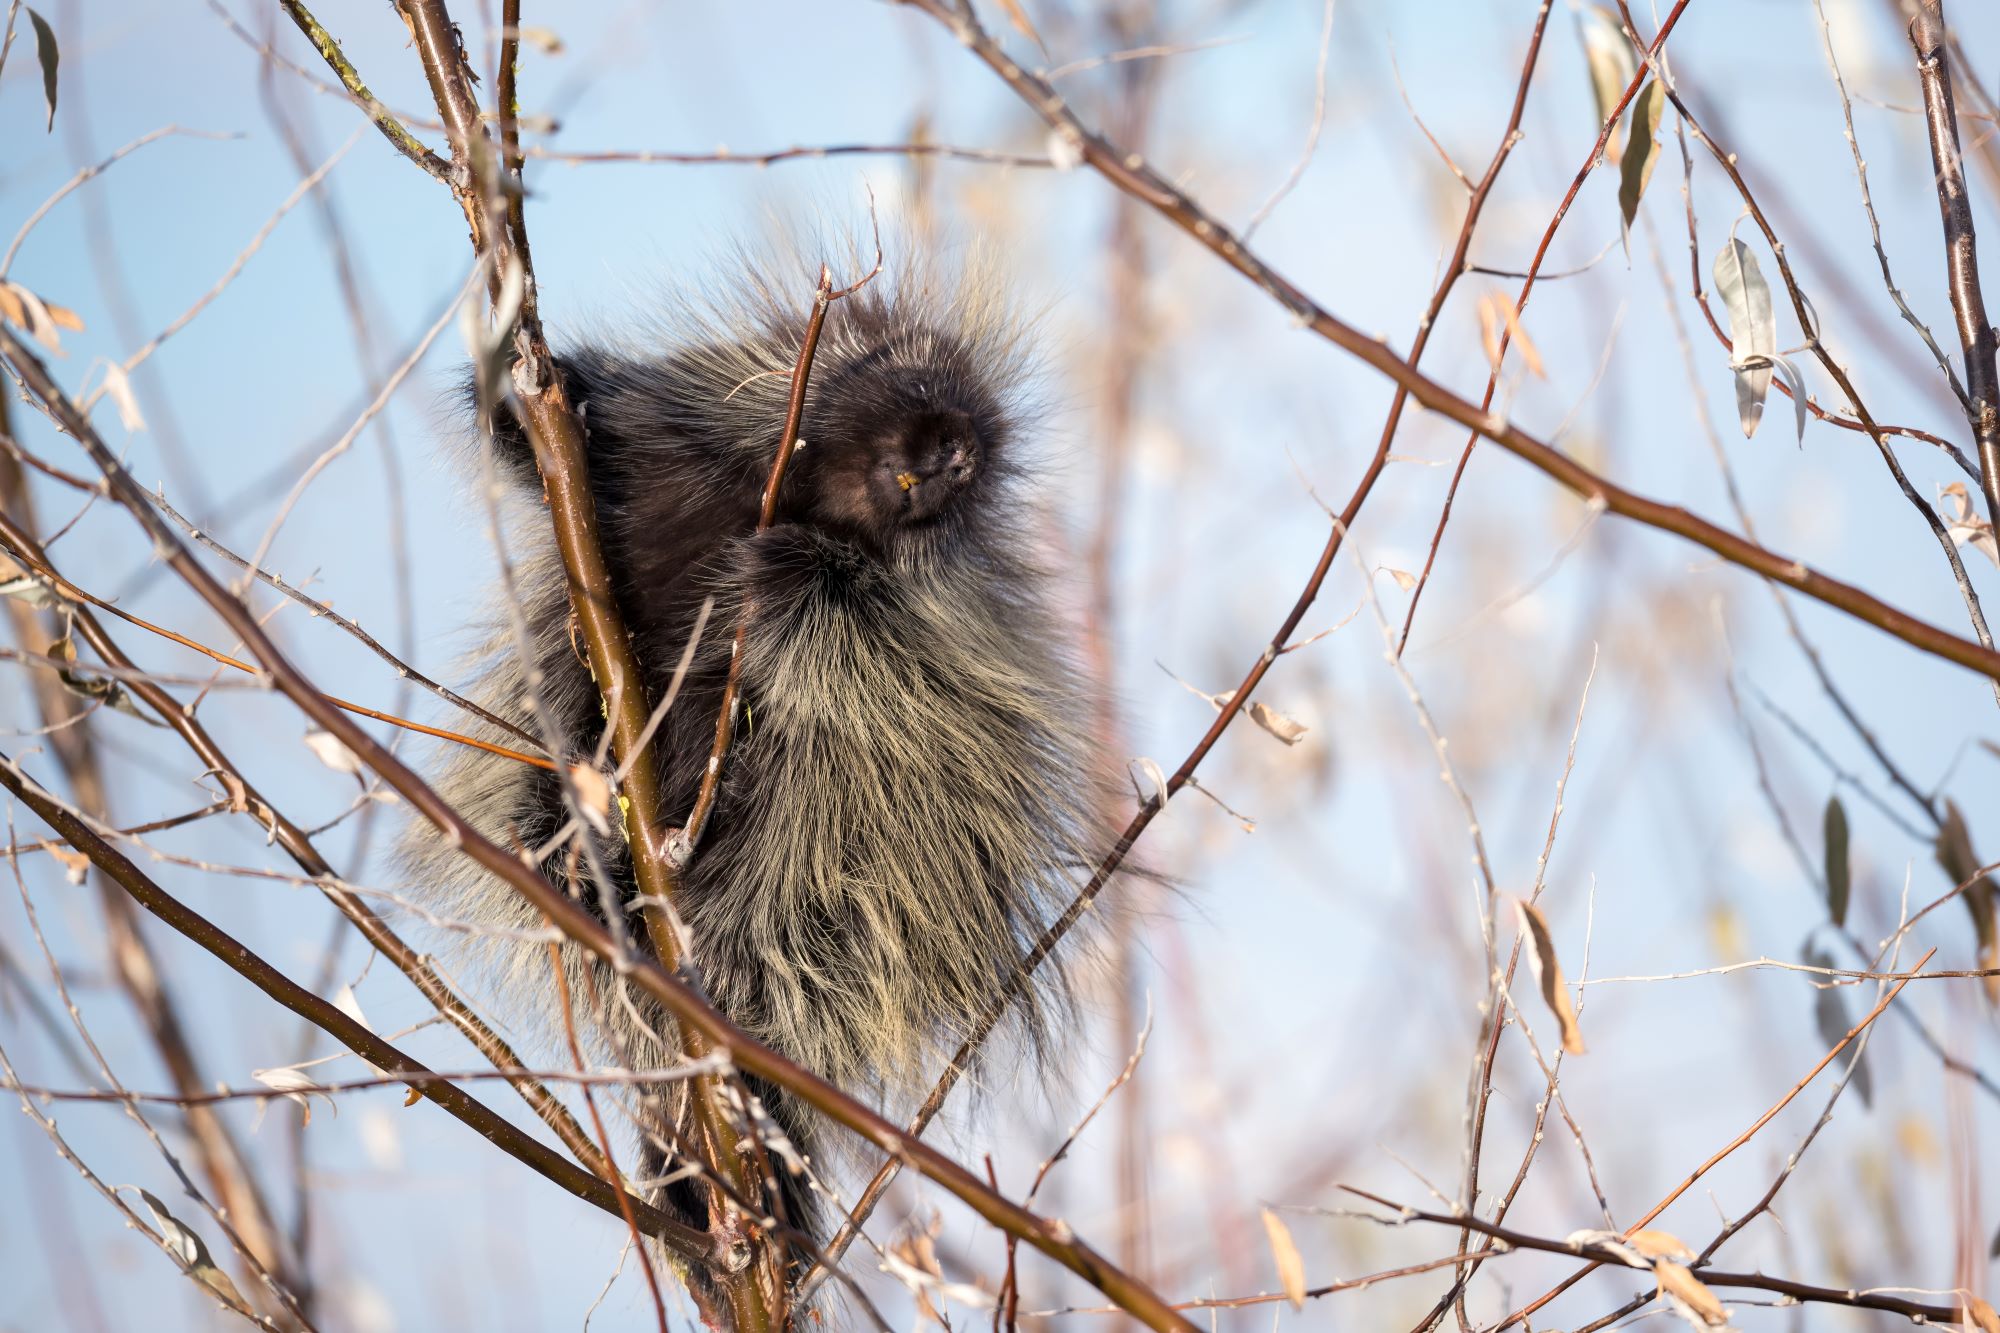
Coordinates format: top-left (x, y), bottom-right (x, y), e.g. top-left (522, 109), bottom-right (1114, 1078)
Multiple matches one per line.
top-left (2, 1), bottom-right (1997, 1328)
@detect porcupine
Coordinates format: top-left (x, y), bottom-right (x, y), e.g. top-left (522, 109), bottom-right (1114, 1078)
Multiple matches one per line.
top-left (402, 244), bottom-right (1107, 1308)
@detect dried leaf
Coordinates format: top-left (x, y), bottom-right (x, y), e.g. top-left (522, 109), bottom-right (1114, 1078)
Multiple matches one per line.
top-left (1045, 127), bottom-right (1083, 171)
top-left (1565, 1228), bottom-right (1650, 1269)
top-left (1495, 294), bottom-right (1546, 379)
top-left (2, 280), bottom-right (65, 353)
top-left (515, 24), bottom-right (563, 54)
top-left (1966, 1298), bottom-right (2000, 1333)
top-left (1617, 78), bottom-right (1666, 237)
top-left (568, 761), bottom-right (613, 837)
top-left (1713, 236), bottom-right (1775, 438)
top-left (1626, 1229), bottom-right (1696, 1263)
top-left (884, 1211), bottom-right (992, 1322)
top-left (992, 0), bottom-right (1046, 55)
top-left (136, 1189), bottom-right (249, 1313)
top-left (98, 360), bottom-right (144, 432)
top-left (1513, 897), bottom-right (1587, 1054)
top-left (1940, 482), bottom-right (2000, 569)
top-left (303, 729), bottom-right (364, 782)
top-left (1384, 567), bottom-right (1418, 591)
top-left (0, 573), bottom-right (58, 608)
top-left (27, 6), bottom-right (58, 131)
top-left (43, 300), bottom-right (82, 331)
top-left (1477, 294), bottom-right (1503, 373)
top-left (1260, 1207), bottom-right (1307, 1310)
top-left (43, 841), bottom-right (88, 884)
top-left (1247, 701), bottom-right (1309, 746)
top-left (1822, 795), bottom-right (1850, 927)
top-left (251, 1066), bottom-right (336, 1123)
top-left (1769, 353), bottom-right (1808, 445)
top-left (1578, 6), bottom-right (1636, 160)
top-left (1655, 1261), bottom-right (1729, 1327)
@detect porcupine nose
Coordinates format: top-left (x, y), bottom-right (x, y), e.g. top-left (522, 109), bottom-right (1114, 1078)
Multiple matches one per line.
top-left (900, 414), bottom-right (978, 521)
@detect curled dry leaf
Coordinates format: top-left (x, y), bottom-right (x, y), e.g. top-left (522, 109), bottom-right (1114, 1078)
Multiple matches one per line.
top-left (1166, 669), bottom-right (1311, 747)
top-left (252, 1065), bottom-right (337, 1123)
top-left (1513, 897), bottom-right (1587, 1055)
top-left (1259, 1207), bottom-right (1307, 1310)
top-left (567, 761), bottom-right (614, 837)
top-left (0, 280), bottom-right (75, 353)
top-left (1654, 1260), bottom-right (1730, 1328)
top-left (43, 840), bottom-right (89, 885)
top-left (515, 24), bottom-right (564, 54)
top-left (304, 728), bottom-right (365, 784)
top-left (97, 360), bottom-right (145, 432)
top-left (1626, 1229), bottom-right (1697, 1264)
top-left (136, 1189), bottom-right (249, 1314)
top-left (1940, 482), bottom-right (2000, 569)
top-left (1713, 235), bottom-right (1775, 438)
top-left (1967, 1297), bottom-right (2000, 1333)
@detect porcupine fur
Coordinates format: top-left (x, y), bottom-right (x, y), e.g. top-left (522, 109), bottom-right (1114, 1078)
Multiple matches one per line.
top-left (400, 242), bottom-right (1108, 1308)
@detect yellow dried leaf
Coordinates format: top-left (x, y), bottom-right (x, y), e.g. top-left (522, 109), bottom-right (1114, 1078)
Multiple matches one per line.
top-left (1514, 897), bottom-right (1587, 1055)
top-left (1965, 1297), bottom-right (2000, 1333)
top-left (1494, 295), bottom-right (1545, 379)
top-left (993, 0), bottom-right (1046, 54)
top-left (1655, 1261), bottom-right (1728, 1326)
top-left (43, 300), bottom-right (83, 332)
top-left (1260, 1207), bottom-right (1307, 1309)
top-left (1626, 1229), bottom-right (1694, 1262)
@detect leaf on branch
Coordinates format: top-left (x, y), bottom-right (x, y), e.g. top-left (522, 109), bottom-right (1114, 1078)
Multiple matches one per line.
top-left (43, 840), bottom-right (88, 884)
top-left (98, 360), bottom-right (145, 433)
top-left (1965, 1298), bottom-right (2000, 1333)
top-left (1476, 293), bottom-right (1545, 380)
top-left (515, 24), bottom-right (564, 54)
top-left (1045, 127), bottom-right (1084, 171)
top-left (0, 573), bottom-right (60, 608)
top-left (1935, 799), bottom-right (2000, 1005)
top-left (1822, 795), bottom-right (1850, 927)
top-left (1578, 6), bottom-right (1636, 160)
top-left (1939, 482), bottom-right (2000, 569)
top-left (1513, 897), bottom-right (1587, 1054)
top-left (1627, 1229), bottom-right (1697, 1263)
top-left (993, 0), bottom-right (1047, 57)
top-left (1259, 1207), bottom-right (1307, 1309)
top-left (1712, 235), bottom-right (1774, 438)
top-left (26, 7), bottom-right (59, 131)
top-left (1769, 352), bottom-right (1808, 445)
top-left (884, 1210), bottom-right (992, 1323)
top-left (1654, 1260), bottom-right (1730, 1327)
top-left (304, 729), bottom-right (365, 783)
top-left (568, 761), bottom-right (614, 837)
top-left (136, 1189), bottom-right (249, 1313)
top-left (1802, 945), bottom-right (1871, 1106)
top-left (48, 630), bottom-right (155, 724)
top-left (0, 280), bottom-right (77, 354)
top-left (251, 1065), bottom-right (337, 1124)
top-left (1164, 668), bottom-right (1310, 747)
top-left (1617, 78), bottom-right (1666, 239)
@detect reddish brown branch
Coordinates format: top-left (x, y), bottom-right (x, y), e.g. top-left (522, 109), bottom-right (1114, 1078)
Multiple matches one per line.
top-left (1910, 0), bottom-right (2000, 524)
